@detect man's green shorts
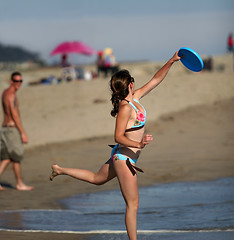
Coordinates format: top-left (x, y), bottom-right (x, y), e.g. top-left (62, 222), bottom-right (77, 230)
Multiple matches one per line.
top-left (0, 127), bottom-right (24, 162)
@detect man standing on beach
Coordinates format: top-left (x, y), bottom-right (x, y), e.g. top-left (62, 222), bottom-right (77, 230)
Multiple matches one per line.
top-left (0, 72), bottom-right (33, 191)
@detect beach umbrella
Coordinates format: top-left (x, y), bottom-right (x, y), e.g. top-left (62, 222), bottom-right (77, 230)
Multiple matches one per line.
top-left (50, 41), bottom-right (95, 56)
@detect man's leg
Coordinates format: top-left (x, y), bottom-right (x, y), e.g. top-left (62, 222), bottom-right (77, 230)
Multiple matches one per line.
top-left (13, 162), bottom-right (34, 191)
top-left (0, 159), bottom-right (11, 190)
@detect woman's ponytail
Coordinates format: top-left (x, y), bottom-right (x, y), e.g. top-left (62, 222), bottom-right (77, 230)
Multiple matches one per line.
top-left (110, 70), bottom-right (132, 117)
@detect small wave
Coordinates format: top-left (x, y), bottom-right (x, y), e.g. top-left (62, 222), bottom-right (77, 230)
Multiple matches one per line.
top-left (0, 228), bottom-right (233, 235)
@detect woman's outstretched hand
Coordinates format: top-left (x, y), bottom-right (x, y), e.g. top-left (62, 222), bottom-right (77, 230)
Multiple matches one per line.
top-left (171, 51), bottom-right (181, 63)
top-left (139, 134), bottom-right (153, 148)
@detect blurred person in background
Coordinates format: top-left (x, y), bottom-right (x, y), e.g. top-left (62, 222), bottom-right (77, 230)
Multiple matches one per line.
top-left (227, 33), bottom-right (233, 53)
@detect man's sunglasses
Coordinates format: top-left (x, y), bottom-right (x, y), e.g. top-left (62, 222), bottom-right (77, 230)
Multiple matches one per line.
top-left (130, 77), bottom-right (135, 83)
top-left (12, 79), bottom-right (23, 83)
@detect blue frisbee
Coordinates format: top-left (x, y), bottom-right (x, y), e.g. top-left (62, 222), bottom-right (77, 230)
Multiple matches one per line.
top-left (178, 47), bottom-right (204, 72)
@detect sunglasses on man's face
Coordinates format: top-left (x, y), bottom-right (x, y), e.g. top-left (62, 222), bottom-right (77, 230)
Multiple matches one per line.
top-left (131, 77), bottom-right (135, 83)
top-left (12, 79), bottom-right (23, 83)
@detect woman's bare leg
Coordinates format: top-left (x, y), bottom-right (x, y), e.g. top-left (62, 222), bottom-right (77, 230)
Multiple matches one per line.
top-left (50, 159), bottom-right (116, 185)
top-left (114, 160), bottom-right (139, 240)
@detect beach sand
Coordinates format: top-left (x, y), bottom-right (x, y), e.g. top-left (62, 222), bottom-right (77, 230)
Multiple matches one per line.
top-left (0, 54), bottom-right (234, 239)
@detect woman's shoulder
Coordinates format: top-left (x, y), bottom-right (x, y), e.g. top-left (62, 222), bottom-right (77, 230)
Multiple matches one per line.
top-left (118, 101), bottom-right (133, 114)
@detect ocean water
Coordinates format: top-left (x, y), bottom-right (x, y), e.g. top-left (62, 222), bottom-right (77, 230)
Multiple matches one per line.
top-left (0, 178), bottom-right (234, 239)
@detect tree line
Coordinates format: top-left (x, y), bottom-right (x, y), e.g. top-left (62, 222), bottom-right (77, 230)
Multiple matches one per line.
top-left (0, 42), bottom-right (40, 62)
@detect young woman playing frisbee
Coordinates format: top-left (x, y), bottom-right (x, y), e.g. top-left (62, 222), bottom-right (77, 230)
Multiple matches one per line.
top-left (50, 51), bottom-right (180, 240)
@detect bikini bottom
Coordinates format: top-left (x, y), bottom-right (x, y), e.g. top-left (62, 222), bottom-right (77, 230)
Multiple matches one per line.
top-left (109, 144), bottom-right (144, 176)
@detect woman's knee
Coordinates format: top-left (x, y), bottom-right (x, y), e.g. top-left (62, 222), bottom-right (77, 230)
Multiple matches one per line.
top-left (93, 179), bottom-right (105, 185)
top-left (92, 163), bottom-right (115, 185)
top-left (92, 174), bottom-right (107, 185)
top-left (126, 198), bottom-right (139, 211)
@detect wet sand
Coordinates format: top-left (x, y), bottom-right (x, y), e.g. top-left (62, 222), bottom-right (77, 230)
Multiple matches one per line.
top-left (0, 231), bottom-right (92, 240)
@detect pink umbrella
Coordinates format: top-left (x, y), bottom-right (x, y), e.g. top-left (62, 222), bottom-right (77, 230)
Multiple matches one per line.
top-left (50, 41), bottom-right (95, 56)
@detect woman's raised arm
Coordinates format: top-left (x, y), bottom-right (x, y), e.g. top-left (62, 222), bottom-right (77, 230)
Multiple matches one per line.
top-left (134, 52), bottom-right (180, 100)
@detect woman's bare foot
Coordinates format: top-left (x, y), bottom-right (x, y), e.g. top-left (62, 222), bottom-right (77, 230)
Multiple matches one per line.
top-left (50, 164), bottom-right (62, 181)
top-left (16, 183), bottom-right (34, 191)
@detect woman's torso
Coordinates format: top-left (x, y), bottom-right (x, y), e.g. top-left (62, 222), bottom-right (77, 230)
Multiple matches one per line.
top-left (119, 98), bottom-right (146, 157)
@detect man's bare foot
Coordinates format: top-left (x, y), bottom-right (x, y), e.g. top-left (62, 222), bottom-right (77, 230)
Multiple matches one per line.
top-left (50, 164), bottom-right (61, 181)
top-left (0, 184), bottom-right (6, 191)
top-left (16, 183), bottom-right (34, 191)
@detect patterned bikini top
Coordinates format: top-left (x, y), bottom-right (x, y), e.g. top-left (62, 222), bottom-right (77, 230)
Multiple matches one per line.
top-left (125, 99), bottom-right (146, 132)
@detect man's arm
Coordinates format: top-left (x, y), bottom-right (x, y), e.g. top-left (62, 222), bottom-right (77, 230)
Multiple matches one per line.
top-left (9, 94), bottom-right (28, 143)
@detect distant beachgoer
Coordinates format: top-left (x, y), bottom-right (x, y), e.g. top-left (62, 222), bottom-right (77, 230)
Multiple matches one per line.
top-left (96, 50), bottom-right (105, 76)
top-left (103, 48), bottom-right (119, 70)
top-left (96, 48), bottom-right (120, 78)
top-left (60, 54), bottom-right (77, 81)
top-left (50, 52), bottom-right (180, 239)
top-left (227, 33), bottom-right (233, 53)
top-left (61, 54), bottom-right (71, 68)
top-left (0, 72), bottom-right (34, 191)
